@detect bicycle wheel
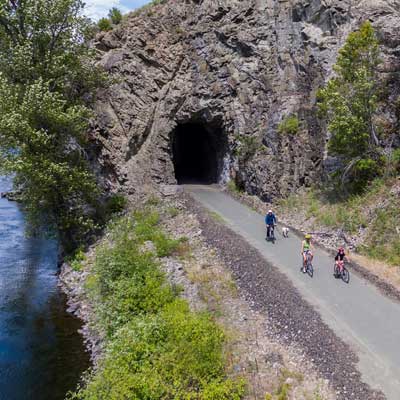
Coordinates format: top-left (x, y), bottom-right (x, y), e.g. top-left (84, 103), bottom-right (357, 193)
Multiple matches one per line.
top-left (342, 267), bottom-right (350, 283)
top-left (333, 264), bottom-right (339, 278)
top-left (307, 256), bottom-right (313, 277)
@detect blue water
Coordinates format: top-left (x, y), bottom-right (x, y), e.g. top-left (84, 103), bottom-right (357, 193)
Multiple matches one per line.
top-left (0, 177), bottom-right (89, 400)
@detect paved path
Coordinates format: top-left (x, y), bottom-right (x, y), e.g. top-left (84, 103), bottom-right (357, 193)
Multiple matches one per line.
top-left (186, 185), bottom-right (400, 400)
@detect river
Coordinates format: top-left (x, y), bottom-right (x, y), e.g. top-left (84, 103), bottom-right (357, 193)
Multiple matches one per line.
top-left (0, 177), bottom-right (89, 400)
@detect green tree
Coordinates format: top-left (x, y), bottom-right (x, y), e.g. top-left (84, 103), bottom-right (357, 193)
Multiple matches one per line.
top-left (98, 17), bottom-right (111, 31)
top-left (109, 7), bottom-right (122, 25)
top-left (318, 21), bottom-right (382, 191)
top-left (0, 0), bottom-right (104, 248)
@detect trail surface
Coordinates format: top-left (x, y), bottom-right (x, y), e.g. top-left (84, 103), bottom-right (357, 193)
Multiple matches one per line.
top-left (186, 185), bottom-right (400, 400)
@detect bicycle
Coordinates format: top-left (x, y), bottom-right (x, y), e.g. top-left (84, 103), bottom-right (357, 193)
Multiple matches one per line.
top-left (266, 224), bottom-right (275, 242)
top-left (301, 250), bottom-right (313, 277)
top-left (334, 260), bottom-right (350, 283)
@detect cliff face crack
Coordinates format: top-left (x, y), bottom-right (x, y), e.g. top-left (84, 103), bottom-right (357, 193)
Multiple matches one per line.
top-left (172, 123), bottom-right (227, 184)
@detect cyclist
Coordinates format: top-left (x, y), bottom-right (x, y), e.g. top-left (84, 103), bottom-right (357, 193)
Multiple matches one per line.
top-left (301, 234), bottom-right (313, 272)
top-left (335, 247), bottom-right (347, 275)
top-left (265, 209), bottom-right (277, 239)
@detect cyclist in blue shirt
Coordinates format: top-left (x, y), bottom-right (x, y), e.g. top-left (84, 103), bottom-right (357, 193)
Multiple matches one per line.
top-left (265, 209), bottom-right (277, 239)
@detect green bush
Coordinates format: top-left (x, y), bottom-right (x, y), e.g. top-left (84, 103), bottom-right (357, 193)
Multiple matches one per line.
top-left (68, 248), bottom-right (86, 272)
top-left (351, 158), bottom-right (381, 193)
top-left (70, 302), bottom-right (245, 399)
top-left (278, 115), bottom-right (299, 135)
top-left (227, 180), bottom-right (243, 194)
top-left (98, 17), bottom-right (112, 31)
top-left (108, 7), bottom-right (122, 24)
top-left (386, 148), bottom-right (400, 175)
top-left (104, 194), bottom-right (127, 216)
top-left (68, 208), bottom-right (245, 399)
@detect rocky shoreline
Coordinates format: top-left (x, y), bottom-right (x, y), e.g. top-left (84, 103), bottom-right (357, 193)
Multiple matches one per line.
top-left (58, 260), bottom-right (103, 364)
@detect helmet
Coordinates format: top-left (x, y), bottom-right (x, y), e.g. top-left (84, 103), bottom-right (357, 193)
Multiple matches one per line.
top-left (268, 209), bottom-right (273, 213)
top-left (305, 234), bottom-right (311, 239)
top-left (338, 247), bottom-right (345, 253)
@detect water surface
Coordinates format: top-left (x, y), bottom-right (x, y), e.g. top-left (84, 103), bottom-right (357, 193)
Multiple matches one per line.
top-left (0, 177), bottom-right (89, 400)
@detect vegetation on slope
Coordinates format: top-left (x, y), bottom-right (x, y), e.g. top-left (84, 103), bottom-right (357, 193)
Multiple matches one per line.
top-left (276, 22), bottom-right (399, 267)
top-left (68, 206), bottom-right (245, 399)
top-left (277, 178), bottom-right (400, 266)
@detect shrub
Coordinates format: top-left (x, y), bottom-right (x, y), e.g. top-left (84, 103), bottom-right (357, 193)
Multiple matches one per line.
top-left (166, 206), bottom-right (179, 218)
top-left (68, 248), bottom-right (86, 272)
top-left (98, 17), bottom-right (112, 31)
top-left (350, 158), bottom-right (381, 193)
top-left (227, 180), bottom-right (242, 194)
top-left (278, 115), bottom-right (299, 135)
top-left (104, 194), bottom-right (127, 216)
top-left (68, 208), bottom-right (245, 399)
top-left (386, 147), bottom-right (400, 175)
top-left (235, 135), bottom-right (260, 162)
top-left (108, 7), bottom-right (122, 25)
top-left (70, 302), bottom-right (245, 399)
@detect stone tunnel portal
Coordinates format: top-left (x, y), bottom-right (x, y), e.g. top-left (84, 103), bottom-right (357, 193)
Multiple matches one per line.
top-left (172, 123), bottom-right (226, 184)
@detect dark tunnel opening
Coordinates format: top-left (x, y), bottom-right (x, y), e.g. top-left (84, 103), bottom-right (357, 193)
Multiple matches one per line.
top-left (172, 123), bottom-right (226, 184)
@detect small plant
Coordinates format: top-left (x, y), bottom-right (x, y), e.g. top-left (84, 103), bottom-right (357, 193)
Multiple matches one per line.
top-left (209, 211), bottom-right (225, 223)
top-left (276, 383), bottom-right (290, 400)
top-left (98, 17), bottom-right (112, 31)
top-left (147, 194), bottom-right (161, 206)
top-left (105, 193), bottom-right (127, 215)
top-left (278, 115), bottom-right (299, 135)
top-left (108, 7), bottom-right (122, 25)
top-left (132, 0), bottom-right (168, 16)
top-left (166, 206), bottom-right (179, 218)
top-left (227, 180), bottom-right (243, 194)
top-left (385, 147), bottom-right (400, 175)
top-left (69, 248), bottom-right (86, 272)
top-left (235, 134), bottom-right (260, 162)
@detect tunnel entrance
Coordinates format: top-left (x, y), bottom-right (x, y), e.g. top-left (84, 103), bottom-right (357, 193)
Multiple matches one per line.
top-left (172, 123), bottom-right (226, 184)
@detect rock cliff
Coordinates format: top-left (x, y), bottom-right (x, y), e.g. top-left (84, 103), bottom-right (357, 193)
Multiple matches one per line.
top-left (90, 0), bottom-right (400, 200)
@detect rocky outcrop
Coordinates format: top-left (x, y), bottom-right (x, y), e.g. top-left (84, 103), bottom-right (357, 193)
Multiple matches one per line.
top-left (89, 0), bottom-right (400, 200)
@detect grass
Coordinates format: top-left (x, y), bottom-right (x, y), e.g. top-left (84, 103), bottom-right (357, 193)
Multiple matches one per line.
top-left (264, 368), bottom-right (304, 400)
top-left (209, 210), bottom-right (225, 223)
top-left (68, 207), bottom-right (245, 400)
top-left (227, 180), bottom-right (243, 194)
top-left (131, 0), bottom-right (168, 16)
top-left (166, 206), bottom-right (179, 218)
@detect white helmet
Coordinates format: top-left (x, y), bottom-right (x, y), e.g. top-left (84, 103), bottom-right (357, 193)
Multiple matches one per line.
top-left (268, 209), bottom-right (273, 213)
